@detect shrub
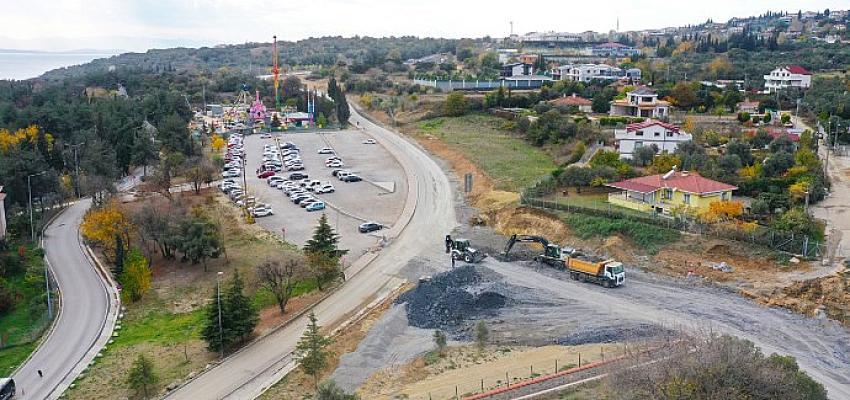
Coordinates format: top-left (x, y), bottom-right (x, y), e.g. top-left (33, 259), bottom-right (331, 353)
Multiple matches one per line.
top-left (563, 214), bottom-right (679, 252)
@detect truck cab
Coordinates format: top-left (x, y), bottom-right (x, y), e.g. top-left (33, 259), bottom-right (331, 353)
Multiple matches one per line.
top-left (604, 261), bottom-right (626, 287)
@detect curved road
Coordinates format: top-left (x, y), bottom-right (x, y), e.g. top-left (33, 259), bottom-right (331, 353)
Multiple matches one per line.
top-left (12, 199), bottom-right (118, 399)
top-left (164, 106), bottom-right (457, 399)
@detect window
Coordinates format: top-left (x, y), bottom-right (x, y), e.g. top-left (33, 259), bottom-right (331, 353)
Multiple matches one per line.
top-left (635, 130), bottom-right (644, 136)
top-left (662, 188), bottom-right (673, 199)
top-left (666, 131), bottom-right (674, 137)
top-left (654, 131), bottom-right (660, 137)
top-left (721, 191), bottom-right (728, 201)
top-left (683, 193), bottom-right (691, 204)
top-left (635, 141), bottom-right (643, 148)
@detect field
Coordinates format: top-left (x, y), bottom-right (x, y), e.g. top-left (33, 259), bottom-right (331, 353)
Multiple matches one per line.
top-left (65, 191), bottom-right (322, 399)
top-left (410, 114), bottom-right (558, 193)
top-left (0, 243), bottom-right (51, 375)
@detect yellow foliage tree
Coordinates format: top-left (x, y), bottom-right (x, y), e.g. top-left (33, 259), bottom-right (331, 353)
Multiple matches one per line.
top-left (707, 56), bottom-right (732, 79)
top-left (738, 163), bottom-right (762, 179)
top-left (789, 180), bottom-right (810, 202)
top-left (0, 125), bottom-right (49, 153)
top-left (81, 201), bottom-right (133, 260)
top-left (651, 154), bottom-right (681, 174)
top-left (682, 116), bottom-right (697, 134)
top-left (700, 200), bottom-right (744, 223)
top-left (211, 134), bottom-right (226, 152)
top-left (119, 249), bottom-right (151, 302)
top-left (672, 41), bottom-right (694, 56)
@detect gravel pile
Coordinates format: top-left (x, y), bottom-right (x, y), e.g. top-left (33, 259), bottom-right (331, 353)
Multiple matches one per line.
top-left (558, 323), bottom-right (671, 346)
top-left (397, 265), bottom-right (509, 329)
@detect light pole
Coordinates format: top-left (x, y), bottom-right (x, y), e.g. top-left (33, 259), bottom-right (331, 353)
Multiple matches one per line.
top-left (27, 171), bottom-right (48, 243)
top-left (217, 271), bottom-right (225, 359)
top-left (65, 142), bottom-right (84, 197)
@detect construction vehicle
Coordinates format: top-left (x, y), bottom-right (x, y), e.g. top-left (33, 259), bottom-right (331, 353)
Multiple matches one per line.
top-left (566, 254), bottom-right (625, 287)
top-left (445, 235), bottom-right (487, 263)
top-left (503, 234), bottom-right (625, 288)
top-left (503, 234), bottom-right (577, 267)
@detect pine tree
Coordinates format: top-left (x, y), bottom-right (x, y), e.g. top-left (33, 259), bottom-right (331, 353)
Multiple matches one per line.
top-left (295, 311), bottom-right (332, 388)
top-left (127, 354), bottom-right (158, 399)
top-left (114, 232), bottom-right (125, 276)
top-left (335, 93), bottom-right (350, 127)
top-left (304, 214), bottom-right (341, 256)
top-left (119, 248), bottom-right (151, 302)
top-left (304, 214), bottom-right (347, 289)
top-left (224, 270), bottom-right (258, 344)
top-left (327, 77), bottom-right (339, 101)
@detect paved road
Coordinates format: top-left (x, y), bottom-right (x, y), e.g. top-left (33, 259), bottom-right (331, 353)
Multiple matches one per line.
top-left (12, 199), bottom-right (118, 399)
top-left (164, 105), bottom-right (457, 399)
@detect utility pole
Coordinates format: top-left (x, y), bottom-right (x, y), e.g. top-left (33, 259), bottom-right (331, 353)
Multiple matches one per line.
top-left (217, 271), bottom-right (225, 359)
top-left (27, 171), bottom-right (48, 242)
top-left (65, 142), bottom-right (84, 197)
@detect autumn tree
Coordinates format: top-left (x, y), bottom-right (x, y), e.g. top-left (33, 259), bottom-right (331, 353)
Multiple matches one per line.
top-left (210, 134), bottom-right (226, 152)
top-left (295, 311), bottom-right (333, 388)
top-left (127, 354), bottom-right (158, 399)
top-left (80, 201), bottom-right (132, 263)
top-left (255, 258), bottom-right (304, 315)
top-left (120, 249), bottom-right (151, 302)
top-left (700, 201), bottom-right (744, 223)
top-left (650, 154), bottom-right (681, 174)
top-left (185, 156), bottom-right (216, 194)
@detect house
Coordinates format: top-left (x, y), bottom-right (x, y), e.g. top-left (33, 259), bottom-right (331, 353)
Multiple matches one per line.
top-left (553, 64), bottom-right (641, 83)
top-left (609, 87), bottom-right (670, 118)
top-left (500, 62), bottom-right (534, 78)
top-left (737, 100), bottom-right (760, 114)
top-left (606, 168), bottom-right (737, 214)
top-left (550, 94), bottom-right (593, 113)
top-left (0, 186), bottom-right (5, 241)
top-left (591, 42), bottom-right (640, 57)
top-left (614, 120), bottom-right (693, 159)
top-left (763, 65), bottom-right (812, 93)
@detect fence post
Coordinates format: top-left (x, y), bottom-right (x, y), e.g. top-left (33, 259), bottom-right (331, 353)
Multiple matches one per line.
top-left (578, 352), bottom-right (581, 367)
top-left (555, 359), bottom-right (558, 372)
top-left (506, 371), bottom-right (510, 387)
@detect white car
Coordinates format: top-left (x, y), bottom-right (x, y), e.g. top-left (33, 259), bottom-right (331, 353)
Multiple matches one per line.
top-left (326, 161), bottom-right (343, 168)
top-left (318, 147), bottom-right (335, 154)
top-left (267, 176), bottom-right (285, 186)
top-left (362, 139), bottom-right (377, 144)
top-left (222, 169), bottom-right (241, 178)
top-left (315, 183), bottom-right (335, 194)
top-left (260, 133), bottom-right (272, 139)
top-left (251, 206), bottom-right (274, 217)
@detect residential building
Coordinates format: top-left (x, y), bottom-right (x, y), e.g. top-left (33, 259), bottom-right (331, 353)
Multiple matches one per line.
top-left (550, 94), bottom-right (593, 113)
top-left (553, 64), bottom-right (640, 83)
top-left (614, 120), bottom-right (693, 159)
top-left (609, 87), bottom-right (670, 118)
top-left (736, 100), bottom-right (760, 114)
top-left (591, 42), bottom-right (640, 57)
top-left (606, 169), bottom-right (737, 214)
top-left (500, 62), bottom-right (534, 78)
top-left (763, 65), bottom-right (812, 93)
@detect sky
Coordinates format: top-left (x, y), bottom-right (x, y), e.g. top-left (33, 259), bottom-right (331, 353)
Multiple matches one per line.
top-left (0, 0), bottom-right (848, 52)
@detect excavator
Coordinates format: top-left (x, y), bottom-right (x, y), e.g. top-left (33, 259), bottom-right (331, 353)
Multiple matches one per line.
top-left (502, 234), bottom-right (577, 267)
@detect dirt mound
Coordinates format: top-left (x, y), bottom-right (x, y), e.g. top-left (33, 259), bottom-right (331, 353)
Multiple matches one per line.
top-left (763, 274), bottom-right (850, 324)
top-left (397, 266), bottom-right (509, 330)
top-left (484, 206), bottom-right (572, 243)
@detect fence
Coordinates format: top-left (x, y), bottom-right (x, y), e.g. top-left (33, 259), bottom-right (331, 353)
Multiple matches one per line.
top-left (520, 190), bottom-right (825, 259)
top-left (412, 79), bottom-right (549, 91)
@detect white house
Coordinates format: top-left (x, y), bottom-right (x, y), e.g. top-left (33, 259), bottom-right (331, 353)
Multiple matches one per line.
top-left (763, 65), bottom-right (812, 93)
top-left (614, 120), bottom-right (692, 159)
top-left (609, 87), bottom-right (670, 119)
top-left (553, 64), bottom-right (640, 83)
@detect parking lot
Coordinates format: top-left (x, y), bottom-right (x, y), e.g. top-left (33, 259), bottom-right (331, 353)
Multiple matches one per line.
top-left (239, 128), bottom-right (408, 260)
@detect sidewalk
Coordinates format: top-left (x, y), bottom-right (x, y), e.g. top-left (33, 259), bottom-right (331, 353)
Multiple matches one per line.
top-left (812, 135), bottom-right (850, 262)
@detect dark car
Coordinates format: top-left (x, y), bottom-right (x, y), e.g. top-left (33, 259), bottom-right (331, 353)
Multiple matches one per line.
top-left (358, 222), bottom-right (383, 233)
top-left (289, 172), bottom-right (308, 180)
top-left (342, 174), bottom-right (363, 182)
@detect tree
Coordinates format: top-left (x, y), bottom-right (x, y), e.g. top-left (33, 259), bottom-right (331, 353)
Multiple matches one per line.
top-left (304, 214), bottom-right (346, 289)
top-left (444, 92), bottom-right (468, 117)
top-left (202, 270), bottom-right (258, 352)
top-left (174, 217), bottom-right (221, 270)
top-left (670, 82), bottom-right (699, 109)
top-left (750, 129), bottom-right (772, 149)
top-left (295, 311), bottom-right (333, 388)
top-left (707, 56), bottom-right (732, 79)
top-left (127, 354), bottom-right (157, 399)
top-left (632, 145), bottom-right (657, 167)
top-left (769, 135), bottom-right (796, 154)
top-left (120, 249), bottom-right (151, 302)
top-left (763, 152), bottom-right (795, 177)
top-left (131, 130), bottom-right (158, 177)
top-left (80, 201), bottom-right (132, 263)
top-left (255, 258), bottom-right (303, 315)
top-left (700, 200), bottom-right (744, 223)
top-left (317, 380), bottom-right (359, 400)
top-left (726, 139), bottom-right (754, 166)
top-left (737, 112), bottom-right (751, 123)
top-left (434, 330), bottom-right (448, 356)
top-left (772, 208), bottom-right (822, 239)
top-left (185, 157), bottom-right (216, 194)
top-left (474, 321), bottom-right (489, 352)
top-left (335, 92), bottom-right (350, 127)
top-left (210, 134), bottom-right (226, 152)
top-left (651, 153), bottom-right (681, 174)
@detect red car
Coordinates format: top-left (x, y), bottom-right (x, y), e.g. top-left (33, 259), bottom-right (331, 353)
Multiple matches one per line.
top-left (257, 170), bottom-right (276, 179)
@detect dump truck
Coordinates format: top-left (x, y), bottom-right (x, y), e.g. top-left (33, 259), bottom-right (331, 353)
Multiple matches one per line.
top-left (565, 254), bottom-right (625, 288)
top-left (446, 235), bottom-right (487, 263)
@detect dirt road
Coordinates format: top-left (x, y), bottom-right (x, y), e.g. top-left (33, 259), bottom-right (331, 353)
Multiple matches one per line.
top-left (481, 258), bottom-right (850, 399)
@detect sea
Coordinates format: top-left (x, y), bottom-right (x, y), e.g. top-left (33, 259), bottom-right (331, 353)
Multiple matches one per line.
top-left (0, 52), bottom-right (117, 80)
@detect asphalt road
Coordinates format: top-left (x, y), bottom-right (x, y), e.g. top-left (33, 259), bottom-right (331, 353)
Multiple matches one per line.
top-left (164, 106), bottom-right (457, 399)
top-left (12, 199), bottom-right (116, 400)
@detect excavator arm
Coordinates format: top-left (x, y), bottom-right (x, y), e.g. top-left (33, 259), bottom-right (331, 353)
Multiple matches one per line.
top-left (503, 234), bottom-right (551, 256)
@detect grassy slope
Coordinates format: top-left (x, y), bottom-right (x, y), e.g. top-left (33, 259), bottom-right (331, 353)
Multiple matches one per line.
top-left (0, 245), bottom-right (50, 375)
top-left (415, 114), bottom-right (557, 192)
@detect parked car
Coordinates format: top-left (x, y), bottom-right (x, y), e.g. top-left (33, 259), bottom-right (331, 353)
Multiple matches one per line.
top-left (326, 161), bottom-right (344, 168)
top-left (362, 138), bottom-right (377, 144)
top-left (341, 174), bottom-right (362, 182)
top-left (286, 164), bottom-right (305, 171)
top-left (359, 221), bottom-right (383, 233)
top-left (292, 194), bottom-right (313, 204)
top-left (222, 169), bottom-right (241, 178)
top-left (306, 202), bottom-right (326, 212)
top-left (252, 206), bottom-right (274, 217)
top-left (236, 196), bottom-right (257, 207)
top-left (281, 141), bottom-right (297, 149)
top-left (336, 171), bottom-right (352, 180)
top-left (260, 133), bottom-right (272, 139)
top-left (315, 183), bottom-right (335, 194)
top-left (300, 198), bottom-right (321, 208)
top-left (257, 170), bottom-right (276, 179)
top-left (318, 147), bottom-right (335, 154)
top-left (289, 172), bottom-right (308, 180)
top-left (267, 176), bottom-right (285, 186)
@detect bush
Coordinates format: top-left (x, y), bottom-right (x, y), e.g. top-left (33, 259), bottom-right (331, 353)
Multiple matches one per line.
top-left (563, 214), bottom-right (679, 252)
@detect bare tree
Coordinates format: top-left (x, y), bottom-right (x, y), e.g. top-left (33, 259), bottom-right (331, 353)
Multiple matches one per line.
top-left (185, 157), bottom-right (216, 194)
top-left (256, 258), bottom-right (303, 314)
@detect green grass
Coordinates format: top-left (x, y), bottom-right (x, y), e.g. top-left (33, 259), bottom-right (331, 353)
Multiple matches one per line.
top-left (0, 342), bottom-right (37, 375)
top-left (562, 213), bottom-right (679, 253)
top-left (0, 244), bottom-right (51, 373)
top-left (416, 114), bottom-right (558, 192)
top-left (112, 308), bottom-right (205, 348)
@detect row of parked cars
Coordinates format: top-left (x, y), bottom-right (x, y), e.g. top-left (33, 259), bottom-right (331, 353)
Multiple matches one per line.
top-left (219, 133), bottom-right (275, 217)
top-left (258, 139), bottom-right (328, 212)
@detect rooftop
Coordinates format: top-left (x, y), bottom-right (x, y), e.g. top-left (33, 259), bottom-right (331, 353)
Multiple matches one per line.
top-left (625, 119), bottom-right (680, 133)
top-left (607, 171), bottom-right (737, 195)
top-left (784, 65), bottom-right (813, 75)
top-left (550, 94), bottom-right (592, 106)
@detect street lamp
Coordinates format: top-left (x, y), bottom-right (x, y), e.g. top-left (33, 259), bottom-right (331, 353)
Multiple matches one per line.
top-left (27, 171), bottom-right (48, 242)
top-left (64, 142), bottom-right (84, 197)
top-left (217, 271), bottom-right (225, 359)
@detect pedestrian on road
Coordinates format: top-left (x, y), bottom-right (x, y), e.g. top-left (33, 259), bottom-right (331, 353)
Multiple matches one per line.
top-left (445, 235), bottom-right (453, 254)
top-left (451, 255), bottom-right (456, 269)
top-left (38, 369), bottom-right (43, 378)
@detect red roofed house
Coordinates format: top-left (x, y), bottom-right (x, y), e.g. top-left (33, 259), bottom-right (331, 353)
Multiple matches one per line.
top-left (606, 168), bottom-right (737, 214)
top-left (613, 119), bottom-right (693, 159)
top-left (763, 65), bottom-right (812, 93)
top-left (550, 93), bottom-right (593, 113)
